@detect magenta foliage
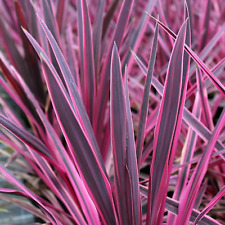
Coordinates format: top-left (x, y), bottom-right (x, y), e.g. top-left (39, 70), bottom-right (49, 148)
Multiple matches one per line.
top-left (0, 0), bottom-right (225, 224)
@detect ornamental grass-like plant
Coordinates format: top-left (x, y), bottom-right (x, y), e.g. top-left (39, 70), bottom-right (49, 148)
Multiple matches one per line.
top-left (0, 0), bottom-right (225, 224)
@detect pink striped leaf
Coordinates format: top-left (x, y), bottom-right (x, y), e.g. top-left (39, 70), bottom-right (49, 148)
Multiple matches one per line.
top-left (176, 109), bottom-right (225, 224)
top-left (26, 148), bottom-right (87, 225)
top-left (0, 190), bottom-right (51, 222)
top-left (0, 115), bottom-right (53, 162)
top-left (140, 185), bottom-right (221, 225)
top-left (0, 53), bottom-right (46, 138)
top-left (0, 189), bottom-right (76, 221)
top-left (196, 66), bottom-right (214, 130)
top-left (65, 26), bottom-right (79, 87)
top-left (131, 49), bottom-right (225, 153)
top-left (189, 24), bottom-right (225, 77)
top-left (167, 92), bottom-right (201, 224)
top-left (147, 14), bottom-right (225, 98)
top-left (110, 43), bottom-right (129, 224)
top-left (41, 0), bottom-right (60, 44)
top-left (30, 18), bottom-right (104, 171)
top-left (199, 0), bottom-right (211, 50)
top-left (0, 117), bottom-right (64, 174)
top-left (16, 73), bottom-right (101, 225)
top-left (92, 0), bottom-right (105, 77)
top-left (22, 28), bottom-right (117, 225)
top-left (0, 52), bottom-right (27, 105)
top-left (136, 23), bottom-right (158, 167)
top-left (56, 0), bottom-right (67, 33)
top-left (77, 0), bottom-right (95, 122)
top-left (0, 16), bottom-right (29, 84)
top-left (0, 76), bottom-right (43, 135)
top-left (94, 0), bottom-right (134, 142)
top-left (124, 67), bottom-right (141, 225)
top-left (14, 1), bottom-right (45, 105)
top-left (0, 165), bottom-right (60, 224)
top-left (193, 186), bottom-right (225, 225)
top-left (122, 0), bottom-right (157, 71)
top-left (146, 20), bottom-right (188, 225)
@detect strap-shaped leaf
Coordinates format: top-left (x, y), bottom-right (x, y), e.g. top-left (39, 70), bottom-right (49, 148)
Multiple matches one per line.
top-left (17, 73), bottom-right (100, 225)
top-left (124, 67), bottom-right (141, 225)
top-left (33, 17), bottom-right (105, 172)
top-left (110, 43), bottom-right (128, 224)
top-left (14, 1), bottom-right (45, 105)
top-left (147, 15), bottom-right (225, 98)
top-left (110, 44), bottom-right (142, 224)
top-left (0, 115), bottom-right (56, 165)
top-left (122, 0), bottom-right (157, 71)
top-left (146, 20), bottom-right (188, 225)
top-left (77, 0), bottom-right (95, 122)
top-left (94, 0), bottom-right (134, 142)
top-left (136, 23), bottom-right (158, 167)
top-left (176, 109), bottom-right (225, 224)
top-left (193, 186), bottom-right (225, 225)
top-left (0, 165), bottom-right (59, 224)
top-left (196, 66), bottom-right (214, 130)
top-left (41, 0), bottom-right (60, 43)
top-left (167, 92), bottom-right (201, 224)
top-left (140, 185), bottom-right (221, 225)
top-left (131, 49), bottom-right (225, 154)
top-left (23, 28), bottom-right (117, 225)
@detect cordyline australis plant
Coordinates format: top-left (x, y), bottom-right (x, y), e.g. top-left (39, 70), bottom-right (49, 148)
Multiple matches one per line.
top-left (0, 0), bottom-right (225, 224)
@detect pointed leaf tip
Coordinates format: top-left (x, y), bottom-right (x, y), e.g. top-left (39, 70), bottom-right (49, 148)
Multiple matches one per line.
top-left (147, 20), bottom-right (187, 225)
top-left (136, 22), bottom-right (158, 167)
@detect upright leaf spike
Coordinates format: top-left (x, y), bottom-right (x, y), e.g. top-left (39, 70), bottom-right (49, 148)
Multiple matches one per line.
top-left (146, 20), bottom-right (188, 225)
top-left (136, 23), bottom-right (159, 168)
